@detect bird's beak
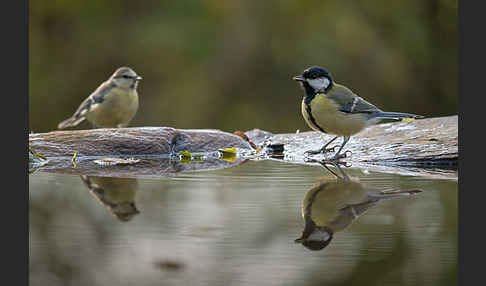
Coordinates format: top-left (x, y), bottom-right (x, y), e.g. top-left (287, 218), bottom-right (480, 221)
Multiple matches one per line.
top-left (292, 75), bottom-right (305, 82)
top-left (136, 76), bottom-right (142, 81)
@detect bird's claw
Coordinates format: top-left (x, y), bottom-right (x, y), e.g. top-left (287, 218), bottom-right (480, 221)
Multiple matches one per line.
top-left (327, 146), bottom-right (338, 153)
top-left (304, 150), bottom-right (318, 156)
top-left (304, 146), bottom-right (336, 155)
top-left (306, 158), bottom-right (352, 168)
top-left (304, 157), bottom-right (319, 163)
top-left (331, 150), bottom-right (352, 161)
top-left (337, 160), bottom-right (352, 168)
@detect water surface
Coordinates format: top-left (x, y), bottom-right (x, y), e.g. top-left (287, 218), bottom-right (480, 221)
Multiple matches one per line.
top-left (29, 160), bottom-right (457, 286)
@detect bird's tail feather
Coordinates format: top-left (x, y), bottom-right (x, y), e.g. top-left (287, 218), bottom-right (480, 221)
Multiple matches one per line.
top-left (369, 189), bottom-right (422, 200)
top-left (57, 116), bottom-right (85, 129)
top-left (374, 112), bottom-right (424, 120)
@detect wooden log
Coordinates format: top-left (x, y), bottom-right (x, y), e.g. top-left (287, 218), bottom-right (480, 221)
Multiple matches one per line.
top-left (252, 115), bottom-right (458, 166)
top-left (29, 127), bottom-right (252, 157)
top-left (28, 127), bottom-right (251, 178)
top-left (246, 115), bottom-right (458, 180)
top-left (28, 116), bottom-right (457, 179)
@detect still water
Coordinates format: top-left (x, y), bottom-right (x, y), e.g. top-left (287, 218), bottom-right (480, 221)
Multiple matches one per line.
top-left (29, 160), bottom-right (457, 286)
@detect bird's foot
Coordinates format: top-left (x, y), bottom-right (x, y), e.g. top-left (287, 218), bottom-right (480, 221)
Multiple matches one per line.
top-left (330, 150), bottom-right (352, 161)
top-left (304, 157), bottom-right (352, 168)
top-left (304, 146), bottom-right (336, 156)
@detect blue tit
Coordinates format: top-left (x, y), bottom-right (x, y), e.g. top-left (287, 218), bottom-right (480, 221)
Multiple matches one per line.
top-left (294, 164), bottom-right (421, 251)
top-left (80, 175), bottom-right (140, 222)
top-left (58, 67), bottom-right (142, 129)
top-left (292, 66), bottom-right (424, 160)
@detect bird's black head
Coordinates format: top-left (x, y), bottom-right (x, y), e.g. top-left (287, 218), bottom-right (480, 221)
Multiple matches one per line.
top-left (299, 237), bottom-right (333, 251)
top-left (295, 223), bottom-right (334, 251)
top-left (302, 66), bottom-right (332, 80)
top-left (293, 66), bottom-right (334, 94)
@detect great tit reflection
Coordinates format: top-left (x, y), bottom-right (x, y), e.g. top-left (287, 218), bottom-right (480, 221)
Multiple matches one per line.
top-left (80, 175), bottom-right (140, 222)
top-left (295, 161), bottom-right (421, 251)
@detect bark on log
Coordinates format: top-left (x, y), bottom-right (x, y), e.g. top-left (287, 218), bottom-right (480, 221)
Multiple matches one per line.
top-left (29, 127), bottom-right (252, 157)
top-left (28, 127), bottom-right (251, 178)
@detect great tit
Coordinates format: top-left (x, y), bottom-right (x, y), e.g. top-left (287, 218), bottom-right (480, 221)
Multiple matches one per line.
top-left (80, 175), bottom-right (140, 222)
top-left (292, 66), bottom-right (424, 160)
top-left (58, 67), bottom-right (142, 129)
top-left (295, 161), bottom-right (421, 251)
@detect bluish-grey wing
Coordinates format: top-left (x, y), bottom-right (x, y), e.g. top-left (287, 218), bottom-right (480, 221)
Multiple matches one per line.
top-left (326, 85), bottom-right (382, 114)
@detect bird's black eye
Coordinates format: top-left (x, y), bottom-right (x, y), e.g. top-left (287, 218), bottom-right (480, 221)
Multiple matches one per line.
top-left (115, 75), bottom-right (132, 79)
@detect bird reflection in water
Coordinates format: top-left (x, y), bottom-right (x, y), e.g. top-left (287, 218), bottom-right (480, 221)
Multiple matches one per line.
top-left (80, 176), bottom-right (140, 222)
top-left (295, 160), bottom-right (422, 251)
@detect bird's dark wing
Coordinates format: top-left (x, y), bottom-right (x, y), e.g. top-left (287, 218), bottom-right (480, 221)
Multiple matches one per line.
top-left (339, 200), bottom-right (378, 217)
top-left (326, 84), bottom-right (382, 114)
top-left (57, 81), bottom-right (115, 129)
top-left (71, 81), bottom-right (114, 117)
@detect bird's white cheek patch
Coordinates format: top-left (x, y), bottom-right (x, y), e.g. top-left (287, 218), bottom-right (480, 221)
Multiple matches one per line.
top-left (308, 78), bottom-right (330, 91)
top-left (308, 230), bottom-right (331, 242)
top-left (323, 78), bottom-right (330, 89)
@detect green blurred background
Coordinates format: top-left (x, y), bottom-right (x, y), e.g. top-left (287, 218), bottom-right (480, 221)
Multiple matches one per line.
top-left (29, 0), bottom-right (458, 134)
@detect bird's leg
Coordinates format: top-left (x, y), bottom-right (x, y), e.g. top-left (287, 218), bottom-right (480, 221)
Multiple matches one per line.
top-left (305, 158), bottom-right (351, 181)
top-left (330, 136), bottom-right (351, 160)
top-left (322, 161), bottom-right (351, 181)
top-left (305, 136), bottom-right (339, 155)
